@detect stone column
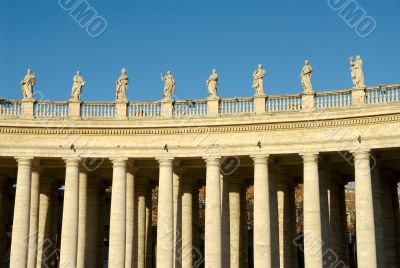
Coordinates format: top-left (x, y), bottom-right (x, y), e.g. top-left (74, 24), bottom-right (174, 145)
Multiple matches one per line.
top-left (109, 159), bottom-right (127, 268)
top-left (327, 175), bottom-right (346, 264)
top-left (10, 157), bottom-right (32, 268)
top-left (229, 179), bottom-right (241, 268)
top-left (302, 153), bottom-right (323, 268)
top-left (240, 185), bottom-right (248, 268)
top-left (145, 183), bottom-right (153, 268)
top-left (277, 180), bottom-right (292, 268)
top-left (36, 180), bottom-right (56, 268)
top-left (86, 178), bottom-right (99, 268)
top-left (0, 177), bottom-right (8, 264)
top-left (27, 164), bottom-right (40, 268)
top-left (173, 169), bottom-right (182, 268)
top-left (288, 183), bottom-right (298, 268)
top-left (156, 158), bottom-right (174, 268)
top-left (252, 155), bottom-right (272, 268)
top-left (204, 157), bottom-right (222, 268)
top-left (181, 180), bottom-right (193, 268)
top-left (353, 150), bottom-right (377, 267)
top-left (136, 178), bottom-right (147, 268)
top-left (77, 171), bottom-right (88, 268)
top-left (221, 175), bottom-right (230, 268)
top-left (192, 184), bottom-right (201, 266)
top-left (60, 158), bottom-right (80, 268)
top-left (379, 173), bottom-right (397, 267)
top-left (97, 182), bottom-right (105, 268)
top-left (125, 170), bottom-right (135, 268)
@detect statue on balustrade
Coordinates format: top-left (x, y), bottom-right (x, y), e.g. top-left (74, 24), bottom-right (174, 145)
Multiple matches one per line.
top-left (252, 64), bottom-right (266, 96)
top-left (70, 71), bottom-right (85, 101)
top-left (350, 55), bottom-right (366, 89)
top-left (206, 69), bottom-right (219, 99)
top-left (116, 68), bottom-right (129, 102)
top-left (20, 69), bottom-right (36, 101)
top-left (300, 60), bottom-right (314, 94)
top-left (161, 71), bottom-right (176, 100)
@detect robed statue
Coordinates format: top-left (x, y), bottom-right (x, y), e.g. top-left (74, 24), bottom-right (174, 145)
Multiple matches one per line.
top-left (350, 55), bottom-right (366, 89)
top-left (299, 60), bottom-right (314, 94)
top-left (161, 71), bottom-right (176, 100)
top-left (206, 69), bottom-right (219, 98)
top-left (21, 69), bottom-right (36, 100)
top-left (116, 68), bottom-right (128, 102)
top-left (70, 71), bottom-right (85, 101)
top-left (252, 64), bottom-right (266, 96)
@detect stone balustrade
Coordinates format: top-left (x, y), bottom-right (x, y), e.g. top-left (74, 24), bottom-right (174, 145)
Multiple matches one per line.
top-left (1, 84), bottom-right (399, 120)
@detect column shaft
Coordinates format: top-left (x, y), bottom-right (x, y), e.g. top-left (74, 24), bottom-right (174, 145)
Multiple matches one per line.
top-left (145, 184), bottom-right (153, 268)
top-left (77, 172), bottom-right (88, 268)
top-left (27, 167), bottom-right (40, 268)
top-left (252, 155), bottom-right (272, 268)
top-left (86, 179), bottom-right (99, 268)
top-left (60, 158), bottom-right (80, 268)
top-left (229, 182), bottom-right (241, 268)
top-left (10, 157), bottom-right (32, 268)
top-left (277, 182), bottom-right (291, 268)
top-left (354, 151), bottom-right (377, 267)
top-left (125, 171), bottom-right (135, 268)
top-left (204, 158), bottom-right (222, 268)
top-left (240, 186), bottom-right (248, 268)
top-left (302, 154), bottom-right (323, 268)
top-left (156, 158), bottom-right (174, 268)
top-left (181, 181), bottom-right (193, 268)
top-left (109, 159), bottom-right (127, 268)
top-left (173, 171), bottom-right (182, 268)
top-left (136, 179), bottom-right (147, 268)
top-left (97, 182), bottom-right (105, 268)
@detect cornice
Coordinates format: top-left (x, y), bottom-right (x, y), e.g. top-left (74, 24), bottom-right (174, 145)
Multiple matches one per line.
top-left (0, 112), bottom-right (399, 136)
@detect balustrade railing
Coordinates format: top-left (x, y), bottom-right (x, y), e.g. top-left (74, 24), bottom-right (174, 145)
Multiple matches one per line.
top-left (365, 85), bottom-right (400, 105)
top-left (266, 94), bottom-right (302, 112)
top-left (34, 101), bottom-right (69, 118)
top-left (315, 90), bottom-right (352, 109)
top-left (220, 97), bottom-right (254, 114)
top-left (128, 101), bottom-right (161, 118)
top-left (0, 99), bottom-right (22, 117)
top-left (81, 102), bottom-right (115, 118)
top-left (173, 100), bottom-right (207, 117)
top-left (1, 84), bottom-right (400, 120)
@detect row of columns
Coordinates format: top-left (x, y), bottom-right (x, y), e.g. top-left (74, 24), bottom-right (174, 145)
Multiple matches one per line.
top-left (4, 150), bottom-right (400, 268)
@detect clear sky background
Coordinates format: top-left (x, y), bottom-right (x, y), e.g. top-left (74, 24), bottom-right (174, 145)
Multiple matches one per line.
top-left (0, 0), bottom-right (399, 101)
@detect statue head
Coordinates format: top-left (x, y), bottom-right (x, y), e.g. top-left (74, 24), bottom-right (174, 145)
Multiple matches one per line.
top-left (27, 69), bottom-right (31, 75)
top-left (121, 68), bottom-right (126, 75)
top-left (212, 69), bottom-right (217, 74)
top-left (258, 64), bottom-right (263, 69)
top-left (305, 60), bottom-right (309, 65)
top-left (76, 70), bottom-right (81, 75)
top-left (356, 55), bottom-right (361, 60)
top-left (167, 70), bottom-right (171, 75)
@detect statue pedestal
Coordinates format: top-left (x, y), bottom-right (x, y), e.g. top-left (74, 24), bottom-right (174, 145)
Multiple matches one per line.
top-left (68, 100), bottom-right (81, 119)
top-left (116, 101), bottom-right (128, 119)
top-left (254, 95), bottom-right (266, 114)
top-left (351, 88), bottom-right (367, 107)
top-left (21, 99), bottom-right (35, 119)
top-left (302, 93), bottom-right (315, 112)
top-left (161, 99), bottom-right (174, 118)
top-left (207, 97), bottom-right (220, 116)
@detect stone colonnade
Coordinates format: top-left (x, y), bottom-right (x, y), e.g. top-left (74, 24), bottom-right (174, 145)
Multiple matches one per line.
top-left (2, 150), bottom-right (400, 268)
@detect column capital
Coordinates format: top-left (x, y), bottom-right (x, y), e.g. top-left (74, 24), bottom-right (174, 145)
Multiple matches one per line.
top-left (203, 157), bottom-right (221, 166)
top-left (15, 157), bottom-right (33, 166)
top-left (63, 157), bottom-right (81, 166)
top-left (251, 154), bottom-right (269, 165)
top-left (157, 157), bottom-right (174, 167)
top-left (110, 158), bottom-right (128, 167)
top-left (352, 150), bottom-right (370, 160)
top-left (301, 153), bottom-right (319, 163)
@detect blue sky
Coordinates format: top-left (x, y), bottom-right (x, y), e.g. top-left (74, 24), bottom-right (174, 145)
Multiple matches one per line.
top-left (0, 0), bottom-right (399, 101)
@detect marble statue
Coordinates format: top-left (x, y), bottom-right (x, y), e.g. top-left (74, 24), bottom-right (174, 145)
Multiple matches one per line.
top-left (300, 60), bottom-right (314, 94)
top-left (116, 68), bottom-right (128, 102)
top-left (252, 64), bottom-right (266, 96)
top-left (350, 55), bottom-right (366, 89)
top-left (20, 69), bottom-right (36, 100)
top-left (70, 71), bottom-right (85, 101)
top-left (161, 71), bottom-right (176, 100)
top-left (206, 69), bottom-right (219, 98)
